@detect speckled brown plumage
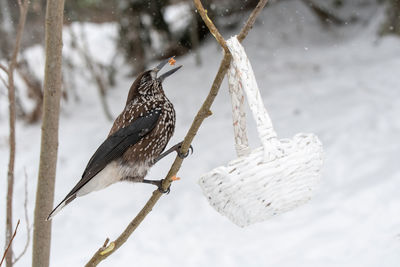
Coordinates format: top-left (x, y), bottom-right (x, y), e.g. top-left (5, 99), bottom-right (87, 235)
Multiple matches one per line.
top-left (47, 59), bottom-right (182, 220)
top-left (109, 70), bottom-right (176, 182)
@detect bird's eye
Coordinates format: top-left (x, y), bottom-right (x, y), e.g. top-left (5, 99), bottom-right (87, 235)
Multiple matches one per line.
top-left (141, 71), bottom-right (155, 82)
top-left (141, 73), bottom-right (150, 83)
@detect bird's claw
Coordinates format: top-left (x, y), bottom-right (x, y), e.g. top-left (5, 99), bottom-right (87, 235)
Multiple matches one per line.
top-left (158, 185), bottom-right (171, 194)
top-left (154, 179), bottom-right (170, 194)
top-left (143, 179), bottom-right (170, 194)
top-left (177, 144), bottom-right (193, 159)
top-left (157, 176), bottom-right (179, 194)
top-left (153, 142), bottom-right (193, 164)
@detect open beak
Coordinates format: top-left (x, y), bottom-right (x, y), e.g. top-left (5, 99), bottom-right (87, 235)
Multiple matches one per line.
top-left (153, 57), bottom-right (183, 82)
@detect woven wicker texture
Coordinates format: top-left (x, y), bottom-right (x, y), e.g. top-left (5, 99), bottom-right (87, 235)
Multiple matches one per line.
top-left (198, 36), bottom-right (324, 227)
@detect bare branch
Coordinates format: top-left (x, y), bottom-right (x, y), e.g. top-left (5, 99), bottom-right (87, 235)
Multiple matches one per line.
top-left (85, 0), bottom-right (268, 266)
top-left (79, 25), bottom-right (114, 121)
top-left (0, 220), bottom-right (20, 267)
top-left (13, 170), bottom-right (31, 264)
top-left (189, 0), bottom-right (202, 66)
top-left (4, 1), bottom-right (29, 266)
top-left (9, 0), bottom-right (28, 72)
top-left (300, 0), bottom-right (344, 26)
top-left (0, 75), bottom-right (9, 90)
top-left (16, 58), bottom-right (43, 123)
top-left (0, 64), bottom-right (9, 75)
top-left (193, 0), bottom-right (228, 52)
top-left (68, 25), bottom-right (114, 121)
top-left (237, 0), bottom-right (269, 42)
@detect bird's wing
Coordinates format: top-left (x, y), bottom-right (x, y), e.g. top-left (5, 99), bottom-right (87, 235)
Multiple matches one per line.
top-left (47, 109), bottom-right (161, 220)
top-left (70, 108), bottom-right (161, 197)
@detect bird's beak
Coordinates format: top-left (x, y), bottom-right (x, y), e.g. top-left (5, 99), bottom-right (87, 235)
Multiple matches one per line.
top-left (158, 65), bottom-right (182, 82)
top-left (153, 58), bottom-right (170, 73)
top-left (153, 57), bottom-right (183, 82)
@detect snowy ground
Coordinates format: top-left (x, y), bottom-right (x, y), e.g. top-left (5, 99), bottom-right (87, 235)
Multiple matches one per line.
top-left (1, 1), bottom-right (400, 266)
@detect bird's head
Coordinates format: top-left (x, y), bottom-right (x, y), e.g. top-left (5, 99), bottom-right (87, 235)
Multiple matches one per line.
top-left (126, 58), bottom-right (182, 104)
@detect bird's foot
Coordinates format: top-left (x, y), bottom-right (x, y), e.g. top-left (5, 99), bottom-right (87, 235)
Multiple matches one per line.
top-left (143, 176), bottom-right (180, 194)
top-left (159, 184), bottom-right (171, 194)
top-left (176, 142), bottom-right (193, 159)
top-left (142, 179), bottom-right (167, 193)
top-left (153, 141), bottom-right (193, 164)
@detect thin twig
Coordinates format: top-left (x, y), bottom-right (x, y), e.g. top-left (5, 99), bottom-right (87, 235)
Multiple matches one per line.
top-left (85, 1), bottom-right (268, 266)
top-left (0, 64), bottom-right (8, 75)
top-left (16, 58), bottom-right (43, 123)
top-left (101, 238), bottom-right (110, 249)
top-left (10, 0), bottom-right (28, 72)
top-left (13, 170), bottom-right (31, 264)
top-left (193, 0), bottom-right (228, 51)
top-left (0, 220), bottom-right (20, 267)
top-left (237, 0), bottom-right (269, 42)
top-left (300, 0), bottom-right (344, 26)
top-left (0, 75), bottom-right (9, 90)
top-left (69, 25), bottom-right (114, 121)
top-left (79, 25), bottom-right (114, 121)
top-left (189, 0), bottom-right (202, 66)
top-left (4, 1), bottom-right (29, 266)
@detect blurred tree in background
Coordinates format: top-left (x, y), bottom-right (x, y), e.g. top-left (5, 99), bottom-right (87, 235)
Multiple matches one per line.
top-left (0, 0), bottom-right (399, 123)
top-left (2, 0), bottom-right (399, 67)
top-left (65, 0), bottom-right (262, 74)
top-left (381, 0), bottom-right (400, 35)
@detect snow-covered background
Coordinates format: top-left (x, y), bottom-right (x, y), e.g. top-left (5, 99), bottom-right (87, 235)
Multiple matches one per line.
top-left (1, 1), bottom-right (400, 266)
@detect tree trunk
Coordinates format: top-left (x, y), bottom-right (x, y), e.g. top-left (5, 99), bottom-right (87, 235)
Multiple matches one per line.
top-left (381, 0), bottom-right (400, 35)
top-left (32, 1), bottom-right (65, 267)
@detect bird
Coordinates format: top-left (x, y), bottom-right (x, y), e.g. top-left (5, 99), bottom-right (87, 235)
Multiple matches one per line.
top-left (47, 58), bottom-right (189, 220)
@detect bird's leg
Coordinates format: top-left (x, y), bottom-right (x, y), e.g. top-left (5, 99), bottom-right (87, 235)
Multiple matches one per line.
top-left (142, 176), bottom-right (180, 194)
top-left (142, 179), bottom-right (169, 193)
top-left (153, 141), bottom-right (193, 164)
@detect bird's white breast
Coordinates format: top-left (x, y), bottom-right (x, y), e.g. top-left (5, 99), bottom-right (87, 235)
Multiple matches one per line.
top-left (76, 160), bottom-right (150, 196)
top-left (76, 161), bottom-right (123, 196)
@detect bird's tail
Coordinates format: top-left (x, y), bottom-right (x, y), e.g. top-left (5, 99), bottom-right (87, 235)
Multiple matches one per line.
top-left (46, 194), bottom-right (76, 221)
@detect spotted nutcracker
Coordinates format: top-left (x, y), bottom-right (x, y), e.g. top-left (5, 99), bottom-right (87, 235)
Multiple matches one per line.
top-left (47, 58), bottom-right (189, 220)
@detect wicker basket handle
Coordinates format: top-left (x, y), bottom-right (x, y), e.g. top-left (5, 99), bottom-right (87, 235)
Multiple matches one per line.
top-left (227, 48), bottom-right (251, 157)
top-left (226, 36), bottom-right (283, 160)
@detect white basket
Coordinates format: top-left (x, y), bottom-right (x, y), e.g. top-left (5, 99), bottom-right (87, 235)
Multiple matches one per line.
top-left (198, 37), bottom-right (324, 227)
